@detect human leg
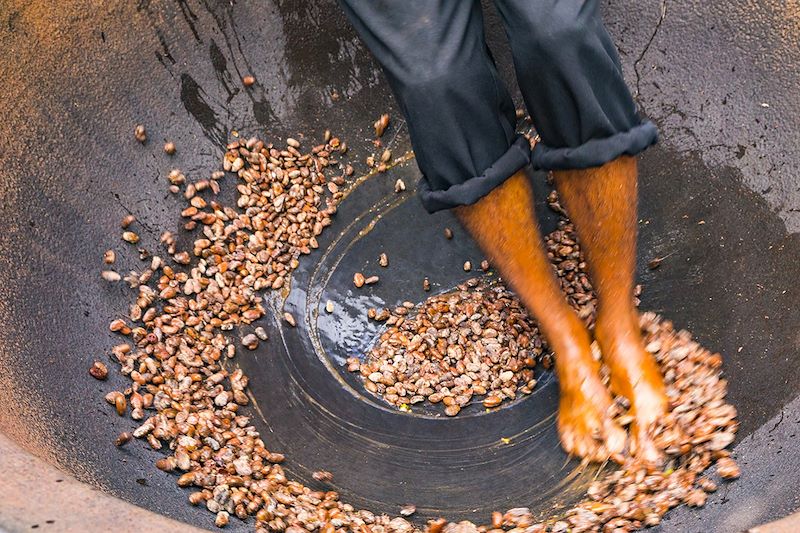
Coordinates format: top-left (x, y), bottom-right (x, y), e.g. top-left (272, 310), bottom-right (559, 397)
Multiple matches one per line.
top-left (456, 170), bottom-right (626, 461)
top-left (339, 0), bottom-right (526, 213)
top-left (553, 158), bottom-right (667, 463)
top-left (494, 0), bottom-right (666, 461)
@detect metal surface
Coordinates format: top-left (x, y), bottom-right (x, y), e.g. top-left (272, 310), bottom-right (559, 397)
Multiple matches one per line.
top-left (0, 0), bottom-right (798, 531)
top-left (0, 433), bottom-right (207, 533)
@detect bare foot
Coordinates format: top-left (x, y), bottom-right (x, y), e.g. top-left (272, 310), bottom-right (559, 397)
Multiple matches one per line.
top-left (555, 348), bottom-right (627, 462)
top-left (596, 314), bottom-right (668, 465)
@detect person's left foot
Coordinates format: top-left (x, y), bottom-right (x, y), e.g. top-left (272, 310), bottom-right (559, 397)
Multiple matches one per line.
top-left (595, 313), bottom-right (669, 465)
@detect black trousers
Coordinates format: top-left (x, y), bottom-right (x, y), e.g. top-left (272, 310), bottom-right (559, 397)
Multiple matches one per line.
top-left (339, 0), bottom-right (658, 213)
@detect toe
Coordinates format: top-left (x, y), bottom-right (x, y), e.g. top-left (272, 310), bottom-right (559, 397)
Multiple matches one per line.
top-left (631, 423), bottom-right (664, 466)
top-left (575, 435), bottom-right (596, 462)
top-left (604, 420), bottom-right (627, 457)
top-left (559, 427), bottom-right (575, 454)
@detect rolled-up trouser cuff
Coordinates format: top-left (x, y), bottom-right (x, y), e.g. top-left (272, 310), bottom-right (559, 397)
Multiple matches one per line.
top-left (417, 135), bottom-right (531, 213)
top-left (531, 121), bottom-right (658, 171)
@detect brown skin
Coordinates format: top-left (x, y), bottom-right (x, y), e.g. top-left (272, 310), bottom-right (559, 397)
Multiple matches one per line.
top-left (553, 155), bottom-right (668, 463)
top-left (456, 170), bottom-right (626, 462)
top-left (456, 156), bottom-right (668, 463)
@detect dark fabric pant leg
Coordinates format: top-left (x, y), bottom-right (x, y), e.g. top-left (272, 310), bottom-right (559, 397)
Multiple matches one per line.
top-left (493, 0), bottom-right (658, 170)
top-left (338, 0), bottom-right (530, 213)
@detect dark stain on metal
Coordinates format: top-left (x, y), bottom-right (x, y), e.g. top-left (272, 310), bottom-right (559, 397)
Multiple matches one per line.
top-left (179, 73), bottom-right (225, 145)
top-left (209, 39), bottom-right (239, 103)
top-left (154, 29), bottom-right (176, 66)
top-left (251, 98), bottom-right (274, 127)
top-left (176, 0), bottom-right (201, 43)
top-left (7, 11), bottom-right (22, 32)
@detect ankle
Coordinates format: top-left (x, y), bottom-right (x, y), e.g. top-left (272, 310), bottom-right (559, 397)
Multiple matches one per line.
top-left (595, 310), bottom-right (640, 348)
top-left (547, 320), bottom-right (601, 388)
top-left (543, 312), bottom-right (592, 358)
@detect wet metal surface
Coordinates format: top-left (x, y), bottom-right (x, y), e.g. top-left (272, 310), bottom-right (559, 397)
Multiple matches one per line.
top-left (238, 175), bottom-right (587, 521)
top-left (0, 0), bottom-right (799, 531)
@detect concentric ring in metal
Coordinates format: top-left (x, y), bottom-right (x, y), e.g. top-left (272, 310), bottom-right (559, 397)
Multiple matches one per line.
top-left (238, 177), bottom-right (592, 522)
